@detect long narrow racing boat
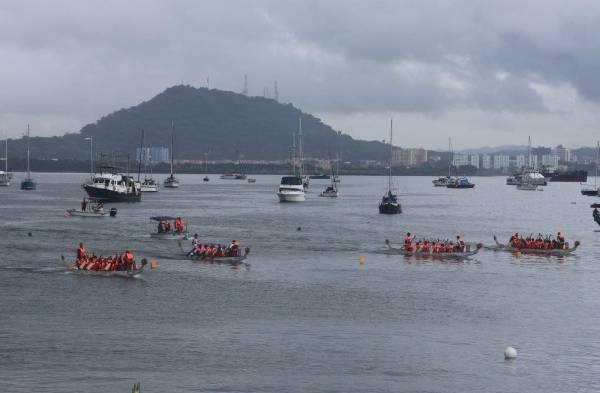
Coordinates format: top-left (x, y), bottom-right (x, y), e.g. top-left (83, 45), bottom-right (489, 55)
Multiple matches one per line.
top-left (385, 239), bottom-right (482, 259)
top-left (178, 241), bottom-right (250, 265)
top-left (61, 255), bottom-right (146, 277)
top-left (490, 235), bottom-right (581, 256)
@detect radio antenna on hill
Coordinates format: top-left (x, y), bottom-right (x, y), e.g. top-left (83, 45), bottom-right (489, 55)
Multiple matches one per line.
top-left (243, 74), bottom-right (248, 96)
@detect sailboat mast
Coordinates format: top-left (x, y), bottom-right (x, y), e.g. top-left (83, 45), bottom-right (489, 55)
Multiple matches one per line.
top-left (389, 119), bottom-right (393, 192)
top-left (5, 138), bottom-right (7, 174)
top-left (26, 124), bottom-right (30, 178)
top-left (291, 131), bottom-right (296, 176)
top-left (448, 137), bottom-right (452, 177)
top-left (170, 121), bottom-right (174, 176)
top-left (298, 117), bottom-right (303, 178)
top-left (137, 129), bottom-right (144, 182)
top-left (592, 141), bottom-right (600, 187)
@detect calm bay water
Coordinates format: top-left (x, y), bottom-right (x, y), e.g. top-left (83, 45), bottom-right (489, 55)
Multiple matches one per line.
top-left (2, 173), bottom-right (600, 392)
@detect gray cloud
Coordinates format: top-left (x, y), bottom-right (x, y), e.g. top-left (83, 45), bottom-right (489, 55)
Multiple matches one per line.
top-left (0, 0), bottom-right (599, 147)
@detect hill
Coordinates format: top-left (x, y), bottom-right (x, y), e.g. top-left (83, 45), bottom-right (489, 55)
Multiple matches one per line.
top-left (7, 85), bottom-right (388, 163)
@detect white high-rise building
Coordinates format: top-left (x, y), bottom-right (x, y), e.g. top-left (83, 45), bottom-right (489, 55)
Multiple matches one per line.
top-left (452, 153), bottom-right (470, 167)
top-left (482, 154), bottom-right (491, 169)
top-left (493, 154), bottom-right (510, 170)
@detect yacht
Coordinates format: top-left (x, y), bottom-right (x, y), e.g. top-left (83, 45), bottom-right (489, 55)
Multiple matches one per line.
top-left (141, 178), bottom-right (159, 192)
top-left (163, 121), bottom-right (180, 188)
top-left (446, 176), bottom-right (475, 189)
top-left (319, 159), bottom-right (338, 197)
top-left (516, 137), bottom-right (541, 191)
top-left (379, 119), bottom-right (401, 214)
top-left (277, 117), bottom-right (306, 203)
top-left (433, 176), bottom-right (451, 187)
top-left (0, 138), bottom-right (10, 186)
top-left (83, 166), bottom-right (142, 202)
top-left (277, 176), bottom-right (306, 202)
top-left (20, 125), bottom-right (36, 190)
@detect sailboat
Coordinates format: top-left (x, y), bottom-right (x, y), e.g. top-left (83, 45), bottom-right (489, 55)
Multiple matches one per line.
top-left (581, 141), bottom-right (599, 196)
top-left (517, 136), bottom-right (540, 191)
top-left (203, 152), bottom-right (210, 182)
top-left (163, 121), bottom-right (180, 188)
top-left (433, 137), bottom-right (453, 186)
top-left (20, 125), bottom-right (36, 190)
top-left (138, 130), bottom-right (158, 192)
top-left (378, 119), bottom-right (401, 214)
top-left (0, 137), bottom-right (10, 186)
top-left (319, 157), bottom-right (338, 197)
top-left (277, 117), bottom-right (306, 202)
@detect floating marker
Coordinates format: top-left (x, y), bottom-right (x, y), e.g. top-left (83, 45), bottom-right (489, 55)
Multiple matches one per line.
top-left (504, 346), bottom-right (517, 359)
top-left (358, 255), bottom-right (366, 264)
top-left (150, 261), bottom-right (157, 269)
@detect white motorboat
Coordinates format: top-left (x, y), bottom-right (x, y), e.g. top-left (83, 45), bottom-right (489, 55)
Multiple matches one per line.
top-left (278, 117), bottom-right (306, 202)
top-left (277, 176), bottom-right (306, 202)
top-left (83, 166), bottom-right (141, 202)
top-left (319, 158), bottom-right (338, 197)
top-left (141, 178), bottom-right (159, 192)
top-left (432, 176), bottom-right (451, 187)
top-left (163, 121), bottom-right (180, 188)
top-left (516, 137), bottom-right (542, 191)
top-left (67, 198), bottom-right (117, 217)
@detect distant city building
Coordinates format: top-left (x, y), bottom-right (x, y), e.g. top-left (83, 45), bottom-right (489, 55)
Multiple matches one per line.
top-left (393, 147), bottom-right (428, 167)
top-left (516, 154), bottom-right (525, 169)
top-left (452, 153), bottom-right (470, 167)
top-left (493, 154), bottom-right (510, 170)
top-left (516, 154), bottom-right (538, 169)
top-left (541, 154), bottom-right (559, 167)
top-left (553, 145), bottom-right (571, 162)
top-left (469, 154), bottom-right (480, 169)
top-left (136, 146), bottom-right (169, 163)
top-left (481, 154), bottom-right (491, 169)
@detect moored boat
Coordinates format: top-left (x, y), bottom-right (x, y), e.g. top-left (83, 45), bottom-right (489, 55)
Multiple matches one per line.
top-left (379, 119), bottom-right (401, 214)
top-left (490, 235), bottom-right (580, 256)
top-left (20, 125), bottom-right (36, 190)
top-left (446, 177), bottom-right (475, 189)
top-left (0, 138), bottom-right (10, 186)
top-left (66, 199), bottom-right (117, 217)
top-left (385, 239), bottom-right (482, 259)
top-left (83, 166), bottom-right (141, 202)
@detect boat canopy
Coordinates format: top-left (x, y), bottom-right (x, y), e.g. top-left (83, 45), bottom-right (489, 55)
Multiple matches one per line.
top-left (150, 216), bottom-right (179, 221)
top-left (280, 176), bottom-right (302, 185)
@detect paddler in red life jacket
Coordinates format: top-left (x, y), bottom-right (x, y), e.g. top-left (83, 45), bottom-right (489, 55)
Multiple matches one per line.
top-left (556, 232), bottom-right (565, 249)
top-left (404, 232), bottom-right (413, 248)
top-left (124, 250), bottom-right (134, 269)
top-left (230, 240), bottom-right (239, 256)
top-left (77, 243), bottom-right (87, 260)
top-left (175, 217), bottom-right (184, 233)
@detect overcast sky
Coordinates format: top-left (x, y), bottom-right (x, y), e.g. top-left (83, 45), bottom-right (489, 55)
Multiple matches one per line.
top-left (1, 0), bottom-right (600, 150)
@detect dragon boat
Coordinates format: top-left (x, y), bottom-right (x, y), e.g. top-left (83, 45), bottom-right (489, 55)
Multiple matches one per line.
top-left (490, 235), bottom-right (581, 256)
top-left (61, 255), bottom-right (147, 278)
top-left (178, 240), bottom-right (250, 265)
top-left (384, 239), bottom-right (482, 259)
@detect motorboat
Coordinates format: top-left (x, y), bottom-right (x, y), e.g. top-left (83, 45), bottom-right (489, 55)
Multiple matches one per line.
top-left (149, 216), bottom-right (188, 240)
top-left (141, 178), bottom-right (159, 192)
top-left (203, 176), bottom-right (210, 182)
top-left (247, 178), bottom-right (256, 183)
top-left (83, 166), bottom-right (142, 202)
top-left (379, 119), bottom-right (401, 214)
top-left (506, 175), bottom-right (520, 185)
top-left (433, 176), bottom-right (451, 187)
top-left (66, 198), bottom-right (117, 217)
top-left (20, 125), bottom-right (36, 190)
top-left (220, 173), bottom-right (247, 180)
top-left (319, 160), bottom-right (338, 197)
top-left (446, 177), bottom-right (475, 189)
top-left (277, 176), bottom-right (305, 202)
top-left (309, 174), bottom-right (330, 179)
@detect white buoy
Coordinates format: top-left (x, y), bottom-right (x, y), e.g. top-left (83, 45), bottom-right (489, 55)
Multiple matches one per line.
top-left (504, 346), bottom-right (517, 359)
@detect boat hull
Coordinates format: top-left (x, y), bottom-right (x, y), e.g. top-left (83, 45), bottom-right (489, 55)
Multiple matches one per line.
top-left (62, 256), bottom-right (144, 278)
top-left (490, 235), bottom-right (580, 256)
top-left (385, 240), bottom-right (482, 259)
top-left (66, 209), bottom-right (108, 217)
top-left (83, 184), bottom-right (141, 202)
top-left (581, 189), bottom-right (598, 196)
top-left (379, 202), bottom-right (401, 214)
top-left (277, 192), bottom-right (305, 202)
top-left (151, 232), bottom-right (188, 240)
top-left (20, 179), bottom-right (36, 190)
top-left (447, 184), bottom-right (475, 189)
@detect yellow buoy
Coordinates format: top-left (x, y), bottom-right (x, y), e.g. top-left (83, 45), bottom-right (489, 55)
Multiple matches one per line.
top-left (358, 255), bottom-right (366, 264)
top-left (514, 250), bottom-right (522, 258)
top-left (150, 260), bottom-right (158, 269)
